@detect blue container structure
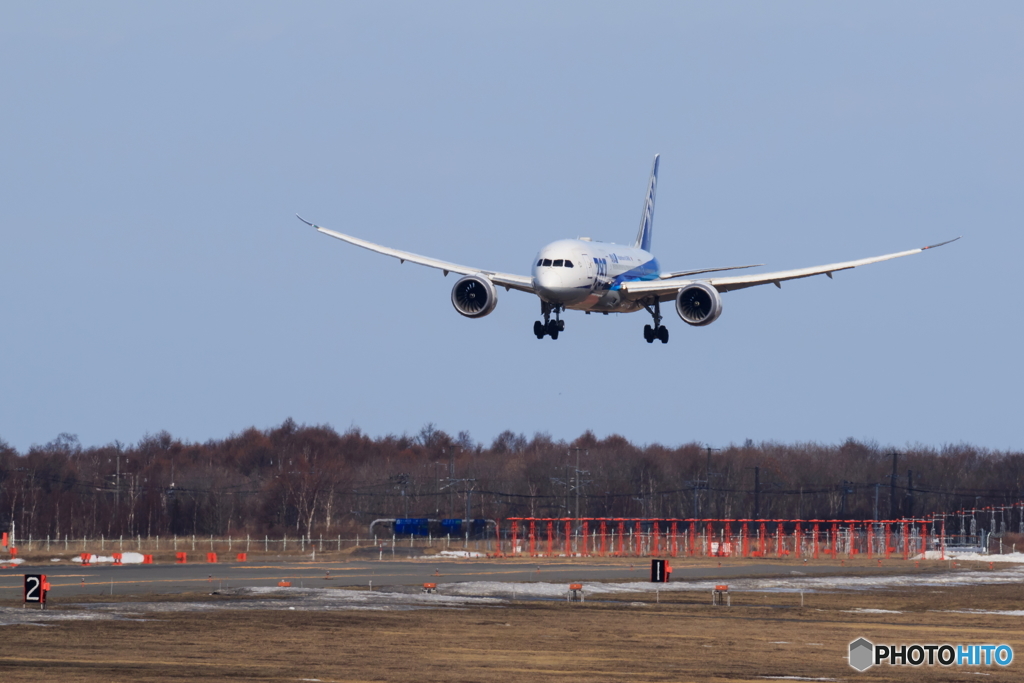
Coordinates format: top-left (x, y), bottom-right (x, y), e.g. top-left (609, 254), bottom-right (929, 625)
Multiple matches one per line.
top-left (393, 518), bottom-right (430, 536)
top-left (441, 518), bottom-right (463, 535)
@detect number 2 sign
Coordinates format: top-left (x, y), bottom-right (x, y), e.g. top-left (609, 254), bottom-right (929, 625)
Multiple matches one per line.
top-left (24, 574), bottom-right (47, 607)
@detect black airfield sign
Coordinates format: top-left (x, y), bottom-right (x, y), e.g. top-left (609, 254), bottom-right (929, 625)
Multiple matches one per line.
top-left (651, 559), bottom-right (670, 583)
top-left (24, 574), bottom-right (47, 607)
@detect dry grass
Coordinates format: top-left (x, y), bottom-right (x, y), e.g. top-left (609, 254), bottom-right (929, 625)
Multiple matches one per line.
top-left (1, 580), bottom-right (1022, 681)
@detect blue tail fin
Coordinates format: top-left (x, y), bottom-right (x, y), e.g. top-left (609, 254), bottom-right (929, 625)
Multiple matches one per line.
top-left (634, 154), bottom-right (659, 252)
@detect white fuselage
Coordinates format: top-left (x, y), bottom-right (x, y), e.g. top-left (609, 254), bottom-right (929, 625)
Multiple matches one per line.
top-left (531, 239), bottom-right (661, 312)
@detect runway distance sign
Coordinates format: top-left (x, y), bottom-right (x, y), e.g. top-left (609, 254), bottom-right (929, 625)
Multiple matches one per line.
top-left (24, 574), bottom-right (47, 606)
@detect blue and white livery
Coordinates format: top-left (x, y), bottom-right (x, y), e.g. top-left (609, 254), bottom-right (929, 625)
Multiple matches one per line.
top-left (299, 155), bottom-right (958, 343)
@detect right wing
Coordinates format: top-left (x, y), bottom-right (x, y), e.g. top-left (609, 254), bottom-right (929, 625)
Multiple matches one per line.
top-left (298, 215), bottom-right (535, 294)
top-left (658, 264), bottom-right (764, 280)
top-left (621, 237), bottom-right (960, 300)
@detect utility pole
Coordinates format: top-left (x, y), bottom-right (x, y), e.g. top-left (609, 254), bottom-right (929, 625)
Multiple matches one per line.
top-left (704, 446), bottom-right (720, 517)
top-left (839, 481), bottom-right (855, 518)
top-left (889, 451), bottom-right (899, 518)
top-left (402, 474), bottom-right (409, 518)
top-left (575, 450), bottom-right (580, 520)
top-left (448, 449), bottom-right (456, 518)
top-left (439, 448), bottom-right (473, 523)
top-left (687, 446), bottom-right (719, 519)
top-left (745, 466), bottom-right (761, 518)
top-left (441, 477), bottom-right (474, 520)
top-left (754, 466), bottom-right (760, 519)
top-left (905, 469), bottom-right (914, 518)
top-left (565, 464), bottom-right (571, 516)
top-left (567, 448), bottom-right (589, 520)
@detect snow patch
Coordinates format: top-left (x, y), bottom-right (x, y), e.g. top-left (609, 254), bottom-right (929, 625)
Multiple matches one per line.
top-left (434, 550), bottom-right (486, 558)
top-left (914, 550), bottom-right (1024, 563)
top-left (0, 606), bottom-right (140, 627)
top-left (939, 609), bottom-right (1024, 616)
top-left (1, 558), bottom-right (24, 565)
top-left (439, 564), bottom-right (1024, 599)
top-left (1, 586), bottom-right (505, 625)
top-left (71, 552), bottom-right (145, 564)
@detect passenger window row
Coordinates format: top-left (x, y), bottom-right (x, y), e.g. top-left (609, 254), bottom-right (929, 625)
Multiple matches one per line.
top-left (536, 259), bottom-right (574, 268)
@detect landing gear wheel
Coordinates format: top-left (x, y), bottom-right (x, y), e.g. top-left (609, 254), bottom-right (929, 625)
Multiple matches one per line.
top-left (643, 298), bottom-right (669, 345)
top-left (557, 320), bottom-right (565, 332)
top-left (546, 320), bottom-right (560, 340)
top-left (534, 320), bottom-right (545, 339)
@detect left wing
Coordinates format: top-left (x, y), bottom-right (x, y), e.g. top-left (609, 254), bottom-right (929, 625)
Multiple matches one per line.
top-left (298, 215), bottom-right (535, 293)
top-left (620, 237), bottom-right (960, 300)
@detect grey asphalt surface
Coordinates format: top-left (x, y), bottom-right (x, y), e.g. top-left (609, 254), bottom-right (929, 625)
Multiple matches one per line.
top-left (0, 558), bottom-right (874, 599)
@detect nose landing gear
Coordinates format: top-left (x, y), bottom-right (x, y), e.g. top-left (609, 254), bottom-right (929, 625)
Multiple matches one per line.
top-left (534, 303), bottom-right (565, 340)
top-left (642, 299), bottom-right (669, 344)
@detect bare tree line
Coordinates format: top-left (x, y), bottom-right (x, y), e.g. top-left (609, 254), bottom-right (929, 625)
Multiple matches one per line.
top-left (2, 420), bottom-right (1023, 540)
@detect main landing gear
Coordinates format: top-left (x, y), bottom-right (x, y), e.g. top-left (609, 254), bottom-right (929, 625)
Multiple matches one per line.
top-left (643, 299), bottom-right (669, 344)
top-left (535, 302), bottom-right (565, 340)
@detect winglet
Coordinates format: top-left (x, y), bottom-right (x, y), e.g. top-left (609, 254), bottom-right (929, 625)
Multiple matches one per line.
top-left (633, 154), bottom-right (659, 252)
top-left (921, 236), bottom-right (961, 250)
top-left (296, 214), bottom-right (318, 228)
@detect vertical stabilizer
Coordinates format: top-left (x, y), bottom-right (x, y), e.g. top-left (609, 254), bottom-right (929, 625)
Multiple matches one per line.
top-left (634, 154), bottom-right (659, 252)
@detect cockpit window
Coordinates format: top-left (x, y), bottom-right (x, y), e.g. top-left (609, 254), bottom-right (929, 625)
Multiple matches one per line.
top-left (542, 259), bottom-right (552, 266)
top-left (553, 259), bottom-right (564, 267)
top-left (564, 260), bottom-right (573, 268)
top-left (537, 259), bottom-right (543, 266)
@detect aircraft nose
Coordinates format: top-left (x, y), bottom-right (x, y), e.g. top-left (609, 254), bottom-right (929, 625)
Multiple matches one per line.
top-left (533, 269), bottom-right (588, 304)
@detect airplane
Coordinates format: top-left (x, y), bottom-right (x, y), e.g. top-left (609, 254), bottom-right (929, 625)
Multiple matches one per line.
top-left (298, 155), bottom-right (958, 343)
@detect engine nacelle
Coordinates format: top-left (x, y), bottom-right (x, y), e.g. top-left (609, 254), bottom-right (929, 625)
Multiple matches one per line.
top-left (675, 282), bottom-right (723, 326)
top-left (451, 275), bottom-right (498, 318)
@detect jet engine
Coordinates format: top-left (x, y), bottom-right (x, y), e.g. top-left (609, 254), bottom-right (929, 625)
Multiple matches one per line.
top-left (451, 275), bottom-right (498, 318)
top-left (675, 282), bottom-right (723, 326)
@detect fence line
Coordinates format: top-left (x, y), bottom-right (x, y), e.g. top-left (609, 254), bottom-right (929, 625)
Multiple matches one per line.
top-left (7, 532), bottom-right (499, 555)
top-left (8, 501), bottom-right (1020, 559)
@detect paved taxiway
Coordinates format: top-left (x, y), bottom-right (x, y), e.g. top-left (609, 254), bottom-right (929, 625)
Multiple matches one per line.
top-left (0, 558), bottom-right (881, 598)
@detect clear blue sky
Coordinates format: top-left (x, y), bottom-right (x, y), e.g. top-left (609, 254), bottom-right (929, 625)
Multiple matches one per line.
top-left (1, 3), bottom-right (1021, 452)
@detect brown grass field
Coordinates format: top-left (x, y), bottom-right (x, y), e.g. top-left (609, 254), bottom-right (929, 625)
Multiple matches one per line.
top-left (1, 571), bottom-right (1022, 683)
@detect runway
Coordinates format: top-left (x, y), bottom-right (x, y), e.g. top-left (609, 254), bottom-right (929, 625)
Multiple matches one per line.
top-left (0, 558), bottom-right (868, 598)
